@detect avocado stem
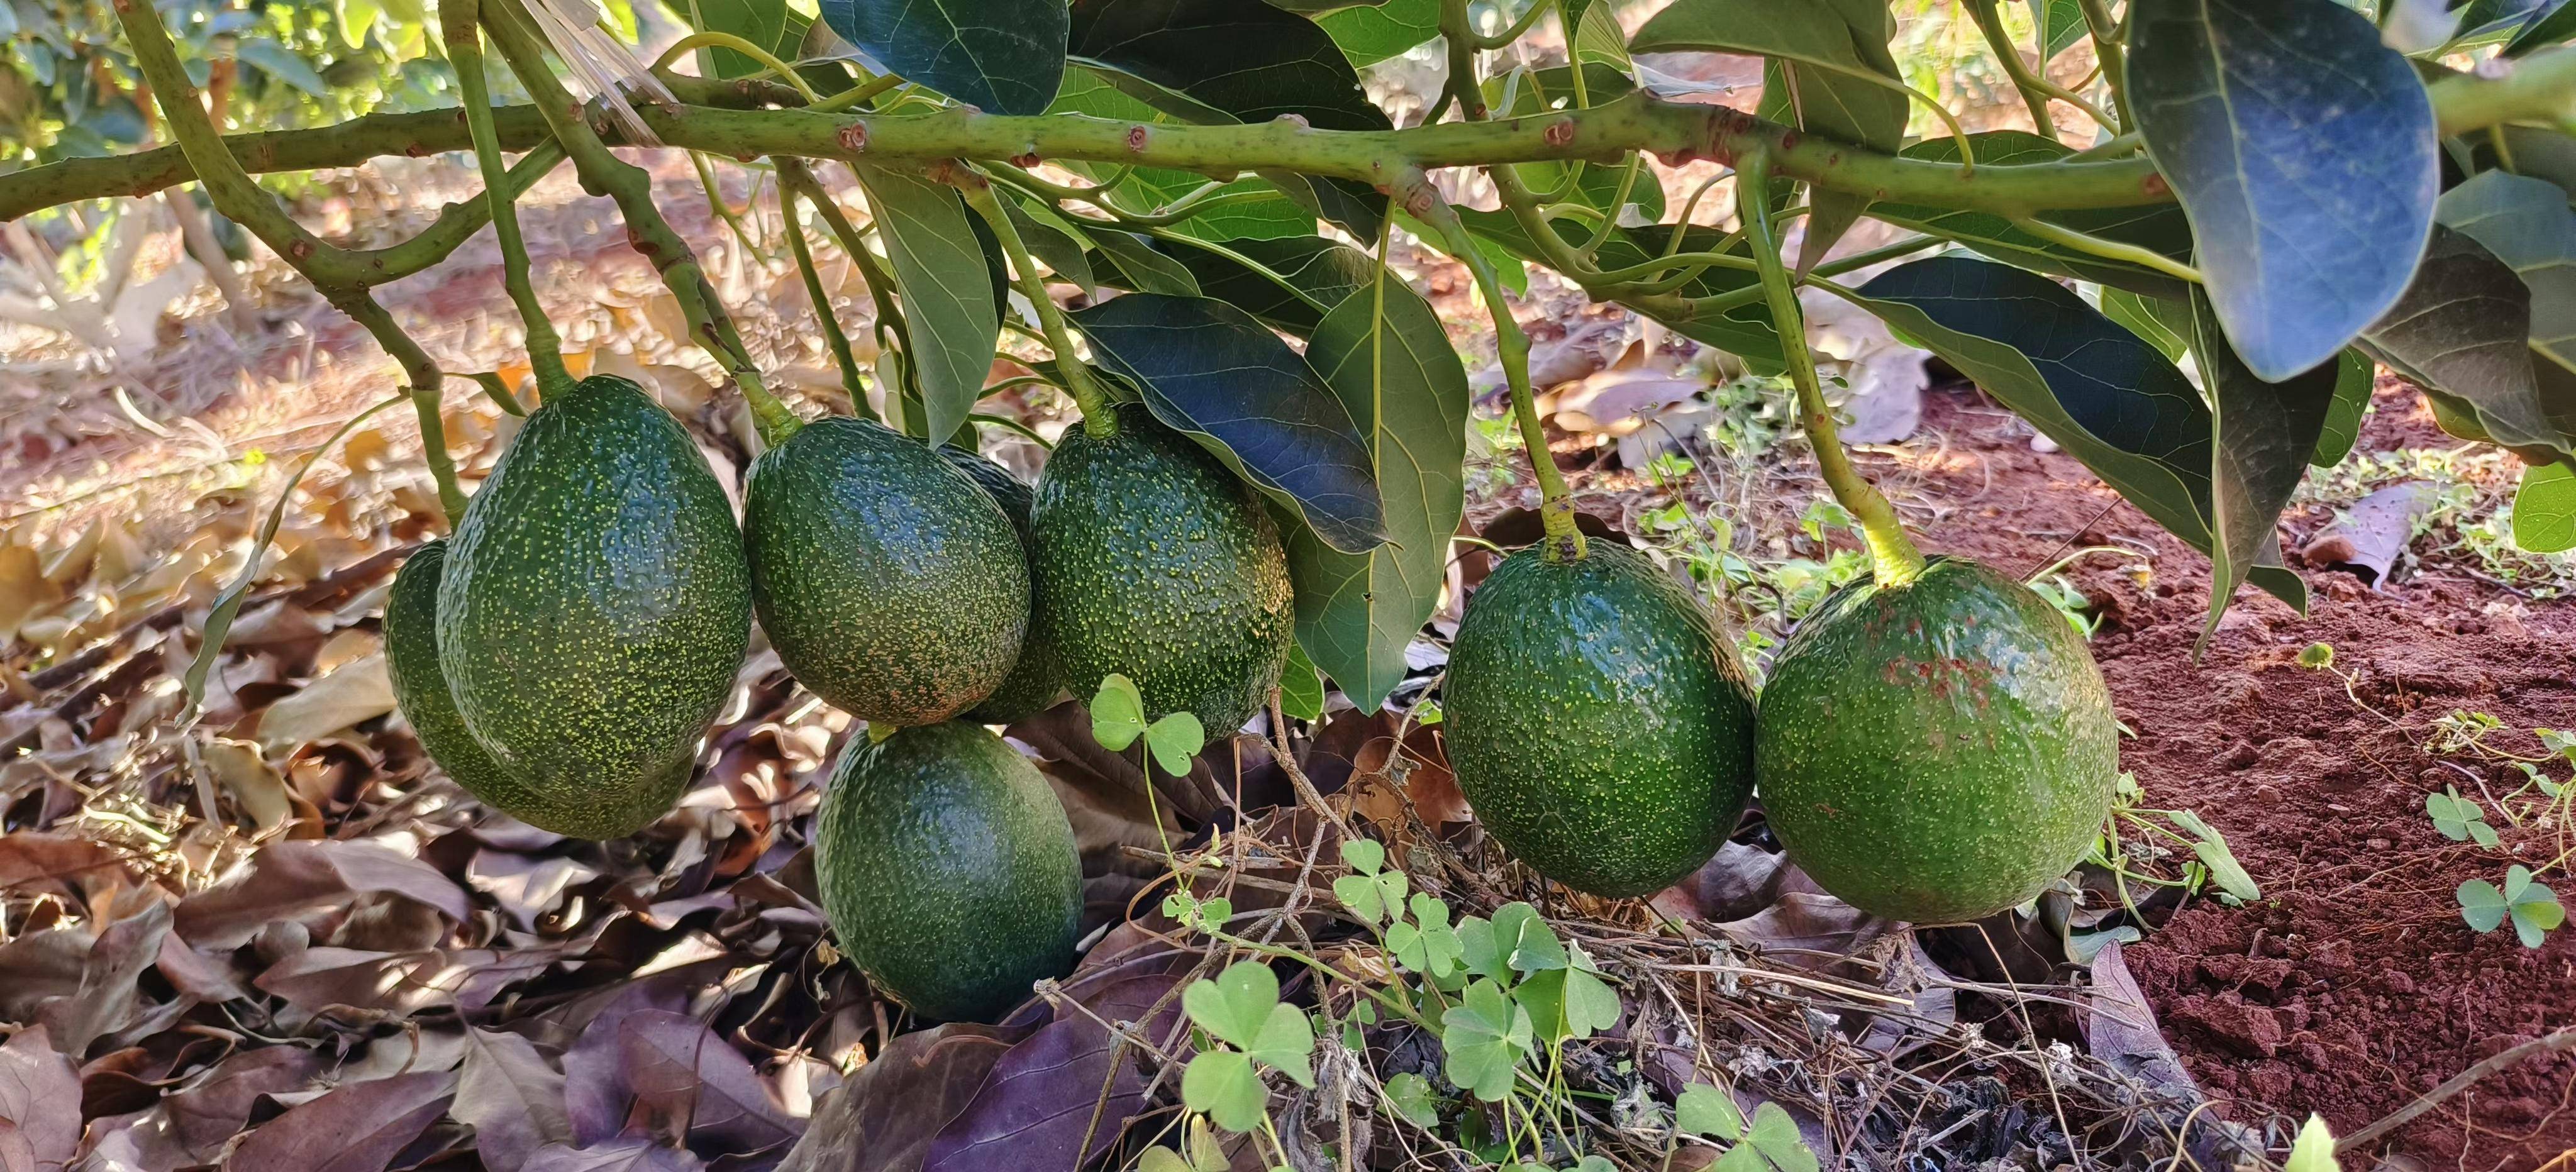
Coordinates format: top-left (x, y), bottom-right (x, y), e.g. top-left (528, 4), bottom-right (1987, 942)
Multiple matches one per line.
top-left (1738, 153), bottom-right (1928, 589)
top-left (957, 172), bottom-right (1121, 440)
top-left (1411, 175), bottom-right (1586, 561)
top-left (440, 0), bottom-right (572, 399)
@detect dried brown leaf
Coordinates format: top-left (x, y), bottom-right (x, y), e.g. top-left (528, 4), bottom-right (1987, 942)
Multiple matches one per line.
top-left (175, 839), bottom-right (470, 949)
top-left (255, 652), bottom-right (396, 753)
top-left (224, 1068), bottom-right (455, 1172)
top-left (458, 1026), bottom-right (574, 1172)
top-left (0, 1027), bottom-right (80, 1170)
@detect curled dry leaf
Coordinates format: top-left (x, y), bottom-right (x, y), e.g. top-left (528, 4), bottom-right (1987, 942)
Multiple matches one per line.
top-left (777, 1024), bottom-right (1024, 1172)
top-left (522, 1137), bottom-right (708, 1171)
top-left (255, 651), bottom-right (396, 753)
top-left (175, 838), bottom-right (469, 949)
top-left (221, 1068), bottom-right (456, 1172)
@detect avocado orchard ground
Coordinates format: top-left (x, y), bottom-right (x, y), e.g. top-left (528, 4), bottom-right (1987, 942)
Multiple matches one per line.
top-left (4, 0), bottom-right (2576, 1169)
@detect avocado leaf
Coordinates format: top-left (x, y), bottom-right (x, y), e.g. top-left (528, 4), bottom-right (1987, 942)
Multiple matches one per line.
top-left (1070, 293), bottom-right (1385, 553)
top-left (2192, 289), bottom-right (2339, 650)
top-left (818, 0), bottom-right (1065, 114)
top-left (1850, 256), bottom-right (2305, 609)
top-left (2128, 0), bottom-right (2438, 380)
top-left (848, 162), bottom-right (999, 446)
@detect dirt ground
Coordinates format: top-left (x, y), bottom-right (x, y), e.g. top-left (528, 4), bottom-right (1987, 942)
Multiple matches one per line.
top-left (1846, 383), bottom-right (2576, 1171)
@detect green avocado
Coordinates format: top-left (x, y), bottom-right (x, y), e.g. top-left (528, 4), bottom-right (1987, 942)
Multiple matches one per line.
top-left (1443, 541), bottom-right (1758, 898)
top-left (940, 443), bottom-right (1069, 724)
top-left (1755, 558), bottom-right (2119, 924)
top-left (814, 720), bottom-right (1084, 1022)
top-left (436, 375), bottom-right (751, 839)
top-left (744, 418), bottom-right (1029, 726)
top-left (385, 540), bottom-right (544, 818)
top-left (1028, 407), bottom-right (1293, 736)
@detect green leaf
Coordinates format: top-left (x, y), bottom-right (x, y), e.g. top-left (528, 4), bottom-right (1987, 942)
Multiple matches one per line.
top-left (848, 163), bottom-right (997, 446)
top-left (1091, 230), bottom-right (1206, 297)
top-left (2514, 460), bottom-right (2576, 552)
top-left (2036, 0), bottom-right (2088, 59)
top-left (2437, 170), bottom-right (2576, 375)
top-left (1092, 673), bottom-right (1150, 751)
top-left (2506, 0), bottom-right (2576, 53)
top-left (1383, 1071), bottom-right (1441, 1127)
top-left (1635, 0), bottom-right (1904, 268)
top-left (1483, 65), bottom-right (1663, 228)
top-left (673, 0), bottom-right (794, 80)
top-left (1745, 1102), bottom-right (1821, 1172)
top-left (2100, 287), bottom-right (2192, 363)
top-left (1003, 196), bottom-right (1099, 298)
top-left (1514, 953), bottom-right (1619, 1044)
top-left (1339, 838), bottom-right (1385, 875)
top-left (236, 39), bottom-right (330, 97)
top-left (1180, 1050), bottom-right (1270, 1132)
top-left (1677, 1083), bottom-right (1744, 1140)
top-left (2358, 228), bottom-right (2568, 455)
top-left (1489, 902), bottom-right (1567, 973)
top-left (1455, 211), bottom-right (1779, 364)
top-left (2503, 864), bottom-right (2566, 946)
top-left (1070, 294), bottom-right (1386, 553)
top-left (2128, 0), bottom-right (2438, 380)
top-left (1043, 74), bottom-right (1316, 243)
top-left (2191, 290), bottom-right (2340, 648)
top-left (1874, 134), bottom-right (2196, 298)
top-left (2459, 876), bottom-right (2511, 932)
top-left (1439, 978), bottom-right (1535, 1101)
top-left (1318, 0), bottom-right (1438, 65)
top-left (1144, 711), bottom-right (1206, 776)
top-left (818, 0), bottom-right (1066, 114)
top-left (1385, 893), bottom-right (1463, 977)
top-left (2163, 808), bottom-right (2263, 902)
top-left (1147, 236), bottom-right (1377, 334)
top-left (2312, 350), bottom-right (2375, 468)
top-left (1068, 0), bottom-right (1393, 236)
top-left (1184, 961), bottom-right (1317, 1083)
top-left (2284, 1114), bottom-right (2341, 1172)
top-left (1851, 257), bottom-right (2306, 609)
top-left (1278, 642), bottom-right (1325, 721)
top-left (2426, 788), bottom-right (2495, 843)
top-left (1331, 866), bottom-right (1407, 925)
top-left (1453, 915), bottom-right (1509, 983)
top-left (1287, 271), bottom-right (1469, 712)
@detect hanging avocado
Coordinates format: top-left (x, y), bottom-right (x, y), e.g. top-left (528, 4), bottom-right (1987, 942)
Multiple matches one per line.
top-left (435, 375), bottom-right (751, 839)
top-left (1443, 541), bottom-right (1758, 897)
top-left (1756, 558), bottom-right (2119, 924)
top-left (940, 443), bottom-right (1070, 724)
top-left (743, 417), bottom-right (1030, 726)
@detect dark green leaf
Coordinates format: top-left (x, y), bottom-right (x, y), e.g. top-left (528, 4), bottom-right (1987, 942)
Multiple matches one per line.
top-left (2128, 0), bottom-right (2438, 380)
top-left (237, 39), bottom-right (330, 97)
top-left (2506, 0), bottom-right (2576, 52)
top-left (1280, 642), bottom-right (1326, 721)
top-left (1872, 133), bottom-right (2196, 297)
top-left (850, 163), bottom-right (997, 446)
top-left (1149, 236), bottom-right (1379, 334)
top-left (1068, 0), bottom-right (1393, 236)
top-left (2100, 287), bottom-right (2191, 362)
top-left (1287, 272), bottom-right (1467, 712)
top-left (2036, 0), bottom-right (2089, 59)
top-left (2311, 350), bottom-right (2375, 467)
top-left (671, 0), bottom-right (794, 81)
top-left (818, 0), bottom-right (1066, 114)
top-left (2436, 170), bottom-right (2576, 374)
top-left (2515, 459), bottom-right (2576, 551)
top-left (2191, 289), bottom-right (2338, 647)
top-left (1438, 979), bottom-right (1533, 1101)
top-left (1070, 294), bottom-right (1385, 552)
top-left (1319, 0), bottom-right (1438, 65)
top-left (1090, 229), bottom-right (1205, 297)
top-left (1004, 196), bottom-right (1098, 297)
top-left (1852, 257), bottom-right (2306, 608)
top-left (2358, 227), bottom-right (2565, 453)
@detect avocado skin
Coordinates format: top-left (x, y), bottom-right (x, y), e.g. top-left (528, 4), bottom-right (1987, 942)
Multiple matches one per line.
top-left (1755, 558), bottom-right (2119, 924)
top-left (940, 445), bottom-right (1069, 724)
top-left (814, 721), bottom-right (1084, 1022)
top-left (386, 541), bottom-right (544, 818)
top-left (1443, 542), bottom-right (1757, 898)
top-left (744, 418), bottom-right (1029, 726)
top-left (1028, 407), bottom-right (1293, 735)
top-left (435, 375), bottom-right (751, 839)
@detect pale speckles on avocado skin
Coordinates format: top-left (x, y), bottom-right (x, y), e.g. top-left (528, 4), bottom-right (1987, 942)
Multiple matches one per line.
top-left (386, 541), bottom-right (548, 820)
top-left (814, 720), bottom-right (1084, 1023)
top-left (435, 375), bottom-right (751, 839)
top-left (744, 418), bottom-right (1030, 726)
top-left (1756, 558), bottom-right (2119, 925)
top-left (1443, 542), bottom-right (1758, 898)
top-left (941, 444), bottom-right (1070, 724)
top-left (1029, 407), bottom-right (1294, 736)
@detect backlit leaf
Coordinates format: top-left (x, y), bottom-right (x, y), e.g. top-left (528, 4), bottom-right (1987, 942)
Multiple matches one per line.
top-left (2514, 459), bottom-right (2576, 552)
top-left (850, 163), bottom-right (997, 446)
top-left (2192, 289), bottom-right (2339, 647)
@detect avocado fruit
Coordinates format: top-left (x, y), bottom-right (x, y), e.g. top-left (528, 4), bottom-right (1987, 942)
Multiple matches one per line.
top-left (814, 720), bottom-right (1084, 1022)
top-left (940, 444), bottom-right (1069, 723)
top-left (1755, 558), bottom-right (2119, 924)
top-left (436, 375), bottom-right (751, 839)
top-left (743, 417), bottom-right (1029, 726)
top-left (1028, 407), bottom-right (1293, 736)
top-left (386, 540), bottom-right (544, 817)
top-left (1442, 541), bottom-right (1758, 898)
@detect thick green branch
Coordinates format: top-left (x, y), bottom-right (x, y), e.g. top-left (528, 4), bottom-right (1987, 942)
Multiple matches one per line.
top-left (19, 47), bottom-right (2576, 226)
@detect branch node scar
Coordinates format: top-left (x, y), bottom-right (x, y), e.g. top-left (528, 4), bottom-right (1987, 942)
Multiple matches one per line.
top-left (1126, 125), bottom-right (1150, 152)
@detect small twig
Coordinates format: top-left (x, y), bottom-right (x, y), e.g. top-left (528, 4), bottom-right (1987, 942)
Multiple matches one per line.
top-left (2336, 1027), bottom-right (2576, 1154)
